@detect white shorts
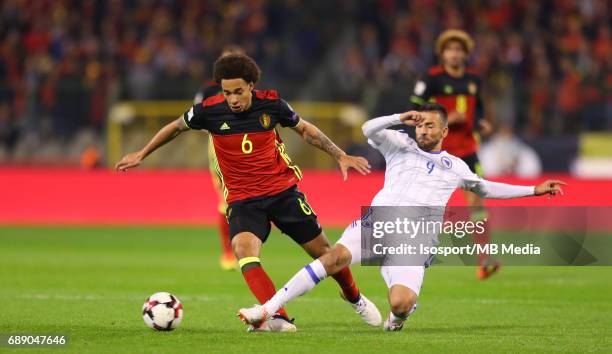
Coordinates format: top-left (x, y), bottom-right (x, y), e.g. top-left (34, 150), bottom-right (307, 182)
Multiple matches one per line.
top-left (336, 220), bottom-right (425, 296)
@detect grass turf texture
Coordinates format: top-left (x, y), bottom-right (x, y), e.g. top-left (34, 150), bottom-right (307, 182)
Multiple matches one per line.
top-left (0, 226), bottom-right (610, 354)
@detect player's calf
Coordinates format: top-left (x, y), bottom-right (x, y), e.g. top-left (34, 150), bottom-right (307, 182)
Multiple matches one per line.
top-left (233, 232), bottom-right (292, 321)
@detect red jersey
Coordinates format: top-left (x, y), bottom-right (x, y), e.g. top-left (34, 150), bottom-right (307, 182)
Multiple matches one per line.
top-left (183, 90), bottom-right (303, 204)
top-left (410, 66), bottom-right (484, 157)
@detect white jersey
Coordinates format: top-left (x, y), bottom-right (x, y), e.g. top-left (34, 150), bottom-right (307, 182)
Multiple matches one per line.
top-left (335, 114), bottom-right (535, 294)
top-left (363, 114), bottom-right (535, 207)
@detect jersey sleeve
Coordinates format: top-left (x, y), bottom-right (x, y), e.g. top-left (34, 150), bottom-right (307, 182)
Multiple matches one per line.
top-left (362, 114), bottom-right (416, 157)
top-left (277, 99), bottom-right (300, 127)
top-left (458, 160), bottom-right (535, 198)
top-left (408, 73), bottom-right (434, 109)
top-left (369, 130), bottom-right (417, 158)
top-left (457, 159), bottom-right (483, 192)
top-left (182, 103), bottom-right (208, 130)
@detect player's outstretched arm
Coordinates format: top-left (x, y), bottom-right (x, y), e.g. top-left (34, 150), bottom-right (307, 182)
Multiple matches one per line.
top-left (291, 120), bottom-right (371, 180)
top-left (465, 178), bottom-right (566, 199)
top-left (115, 116), bottom-right (190, 172)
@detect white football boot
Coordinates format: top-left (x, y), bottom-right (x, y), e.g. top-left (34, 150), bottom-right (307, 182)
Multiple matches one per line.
top-left (383, 312), bottom-right (405, 331)
top-left (342, 293), bottom-right (382, 326)
top-left (239, 305), bottom-right (298, 332)
top-left (383, 304), bottom-right (417, 331)
top-left (238, 304), bottom-right (268, 327)
top-left (247, 315), bottom-right (297, 333)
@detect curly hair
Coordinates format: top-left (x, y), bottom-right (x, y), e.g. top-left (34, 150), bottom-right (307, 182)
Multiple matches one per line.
top-left (213, 53), bottom-right (261, 84)
top-left (435, 29), bottom-right (475, 57)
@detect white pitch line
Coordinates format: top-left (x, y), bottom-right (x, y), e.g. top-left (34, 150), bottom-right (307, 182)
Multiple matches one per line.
top-left (17, 293), bottom-right (598, 307)
top-left (16, 293), bottom-right (216, 302)
top-left (14, 293), bottom-right (371, 303)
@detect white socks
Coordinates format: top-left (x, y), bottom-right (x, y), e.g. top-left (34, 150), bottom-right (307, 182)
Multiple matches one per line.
top-left (390, 303), bottom-right (417, 323)
top-left (389, 311), bottom-right (407, 324)
top-left (263, 259), bottom-right (327, 315)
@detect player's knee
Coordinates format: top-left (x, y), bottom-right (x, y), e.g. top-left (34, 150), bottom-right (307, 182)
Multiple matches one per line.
top-left (390, 297), bottom-right (416, 317)
top-left (319, 247), bottom-right (350, 275)
top-left (389, 287), bottom-right (417, 316)
top-left (334, 245), bottom-right (352, 266)
top-left (320, 245), bottom-right (351, 274)
top-left (231, 233), bottom-right (261, 259)
top-left (230, 239), bottom-right (244, 257)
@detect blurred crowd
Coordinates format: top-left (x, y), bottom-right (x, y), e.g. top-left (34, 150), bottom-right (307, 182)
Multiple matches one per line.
top-left (0, 0), bottom-right (609, 161)
top-left (335, 0), bottom-right (610, 136)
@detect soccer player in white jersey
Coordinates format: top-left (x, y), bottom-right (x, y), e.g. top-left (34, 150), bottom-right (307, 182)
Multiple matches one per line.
top-left (238, 103), bottom-right (566, 331)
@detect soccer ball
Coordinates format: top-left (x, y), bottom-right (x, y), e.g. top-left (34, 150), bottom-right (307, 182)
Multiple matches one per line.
top-left (142, 292), bottom-right (184, 331)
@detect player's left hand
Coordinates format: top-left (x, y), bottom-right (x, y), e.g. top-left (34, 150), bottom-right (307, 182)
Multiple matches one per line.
top-left (337, 154), bottom-right (371, 181)
top-left (534, 180), bottom-right (567, 197)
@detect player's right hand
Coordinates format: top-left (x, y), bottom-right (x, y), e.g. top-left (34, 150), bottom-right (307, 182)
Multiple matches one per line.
top-left (337, 154), bottom-right (371, 181)
top-left (115, 151), bottom-right (144, 172)
top-left (399, 111), bottom-right (423, 125)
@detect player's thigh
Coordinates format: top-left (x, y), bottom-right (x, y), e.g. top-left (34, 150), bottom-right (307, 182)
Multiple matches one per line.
top-left (227, 202), bottom-right (271, 246)
top-left (380, 265), bottom-right (425, 296)
top-left (336, 220), bottom-right (362, 265)
top-left (269, 188), bottom-right (322, 245)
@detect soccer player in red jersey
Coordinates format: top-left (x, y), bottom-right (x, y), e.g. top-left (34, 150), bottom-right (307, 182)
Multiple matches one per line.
top-left (409, 30), bottom-right (498, 279)
top-left (116, 53), bottom-right (382, 331)
top-left (193, 45), bottom-right (245, 271)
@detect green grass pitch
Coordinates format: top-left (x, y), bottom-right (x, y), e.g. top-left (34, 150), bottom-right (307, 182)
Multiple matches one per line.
top-left (1, 226), bottom-right (610, 353)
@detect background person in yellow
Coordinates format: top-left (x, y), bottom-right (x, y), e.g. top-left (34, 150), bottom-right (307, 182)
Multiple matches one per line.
top-left (409, 30), bottom-right (497, 279)
top-left (193, 45), bottom-right (246, 271)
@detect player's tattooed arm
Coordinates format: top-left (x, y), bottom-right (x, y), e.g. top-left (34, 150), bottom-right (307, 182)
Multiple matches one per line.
top-left (115, 117), bottom-right (189, 171)
top-left (291, 120), bottom-right (371, 180)
top-left (291, 120), bottom-right (344, 159)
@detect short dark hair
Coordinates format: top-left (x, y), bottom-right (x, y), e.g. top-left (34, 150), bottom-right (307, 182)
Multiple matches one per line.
top-left (418, 103), bottom-right (448, 126)
top-left (213, 53), bottom-right (261, 84)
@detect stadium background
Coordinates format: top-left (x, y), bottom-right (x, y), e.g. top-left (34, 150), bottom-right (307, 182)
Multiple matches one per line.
top-left (0, 1), bottom-right (611, 353)
top-left (0, 0), bottom-right (610, 224)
